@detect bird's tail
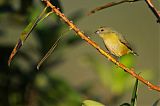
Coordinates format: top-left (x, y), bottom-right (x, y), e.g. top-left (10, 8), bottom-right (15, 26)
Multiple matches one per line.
top-left (131, 51), bottom-right (139, 56)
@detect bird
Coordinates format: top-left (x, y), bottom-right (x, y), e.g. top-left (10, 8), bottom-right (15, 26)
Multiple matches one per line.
top-left (95, 27), bottom-right (138, 57)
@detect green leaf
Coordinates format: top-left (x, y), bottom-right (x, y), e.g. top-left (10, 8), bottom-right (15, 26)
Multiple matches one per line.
top-left (82, 100), bottom-right (105, 106)
top-left (152, 99), bottom-right (160, 106)
top-left (8, 6), bottom-right (50, 66)
top-left (37, 29), bottom-right (69, 70)
top-left (37, 42), bottom-right (57, 70)
top-left (130, 79), bottom-right (139, 106)
top-left (120, 103), bottom-right (131, 106)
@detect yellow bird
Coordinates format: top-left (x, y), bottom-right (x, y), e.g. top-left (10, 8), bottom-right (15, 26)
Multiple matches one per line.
top-left (95, 27), bottom-right (138, 57)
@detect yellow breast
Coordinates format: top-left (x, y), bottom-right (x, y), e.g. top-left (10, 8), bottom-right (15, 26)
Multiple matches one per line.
top-left (102, 33), bottom-right (131, 57)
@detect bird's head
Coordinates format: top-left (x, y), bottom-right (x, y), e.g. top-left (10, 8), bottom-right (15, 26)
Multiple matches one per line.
top-left (95, 27), bottom-right (113, 37)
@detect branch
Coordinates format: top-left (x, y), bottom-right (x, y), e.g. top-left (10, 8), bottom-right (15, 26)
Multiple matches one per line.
top-left (144, 0), bottom-right (160, 23)
top-left (87, 0), bottom-right (142, 16)
top-left (42, 0), bottom-right (160, 92)
top-left (87, 0), bottom-right (160, 23)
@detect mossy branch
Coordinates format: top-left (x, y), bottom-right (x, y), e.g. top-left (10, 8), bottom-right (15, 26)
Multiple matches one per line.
top-left (42, 0), bottom-right (160, 92)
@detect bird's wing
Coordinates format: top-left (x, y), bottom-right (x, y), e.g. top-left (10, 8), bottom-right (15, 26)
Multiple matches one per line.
top-left (102, 40), bottom-right (112, 54)
top-left (117, 32), bottom-right (133, 51)
top-left (117, 32), bottom-right (138, 56)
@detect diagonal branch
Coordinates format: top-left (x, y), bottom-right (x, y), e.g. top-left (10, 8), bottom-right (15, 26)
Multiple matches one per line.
top-left (87, 0), bottom-right (142, 16)
top-left (87, 0), bottom-right (160, 23)
top-left (144, 0), bottom-right (160, 23)
top-left (42, 0), bottom-right (160, 92)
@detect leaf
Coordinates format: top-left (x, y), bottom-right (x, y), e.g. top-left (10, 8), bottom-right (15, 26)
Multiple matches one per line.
top-left (130, 79), bottom-right (139, 106)
top-left (120, 103), bottom-right (131, 106)
top-left (37, 29), bottom-right (69, 70)
top-left (8, 6), bottom-right (50, 66)
top-left (82, 100), bottom-right (105, 106)
top-left (36, 42), bottom-right (57, 70)
top-left (152, 99), bottom-right (160, 106)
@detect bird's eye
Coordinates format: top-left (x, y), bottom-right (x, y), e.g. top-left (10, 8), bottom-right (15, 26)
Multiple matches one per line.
top-left (100, 29), bottom-right (104, 31)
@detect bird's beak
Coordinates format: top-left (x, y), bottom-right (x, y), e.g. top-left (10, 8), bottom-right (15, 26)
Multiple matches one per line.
top-left (94, 30), bottom-right (99, 34)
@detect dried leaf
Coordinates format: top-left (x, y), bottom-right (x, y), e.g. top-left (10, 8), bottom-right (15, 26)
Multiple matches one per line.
top-left (8, 6), bottom-right (50, 66)
top-left (37, 29), bottom-right (69, 70)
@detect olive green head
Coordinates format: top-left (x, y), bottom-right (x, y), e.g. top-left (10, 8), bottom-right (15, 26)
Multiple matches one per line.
top-left (95, 27), bottom-right (113, 37)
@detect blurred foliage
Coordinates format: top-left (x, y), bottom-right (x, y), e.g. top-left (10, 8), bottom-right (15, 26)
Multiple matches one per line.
top-left (82, 79), bottom-right (159, 106)
top-left (35, 74), bottom-right (82, 106)
top-left (0, 0), bottom-right (157, 106)
top-left (87, 54), bottom-right (135, 95)
top-left (86, 53), bottom-right (153, 102)
top-left (81, 79), bottom-right (139, 106)
top-left (0, 0), bottom-right (83, 106)
top-left (82, 79), bottom-right (138, 106)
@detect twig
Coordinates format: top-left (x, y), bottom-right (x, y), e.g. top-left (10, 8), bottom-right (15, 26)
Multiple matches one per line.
top-left (87, 0), bottom-right (160, 23)
top-left (144, 0), bottom-right (160, 23)
top-left (87, 0), bottom-right (142, 16)
top-left (42, 0), bottom-right (160, 92)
